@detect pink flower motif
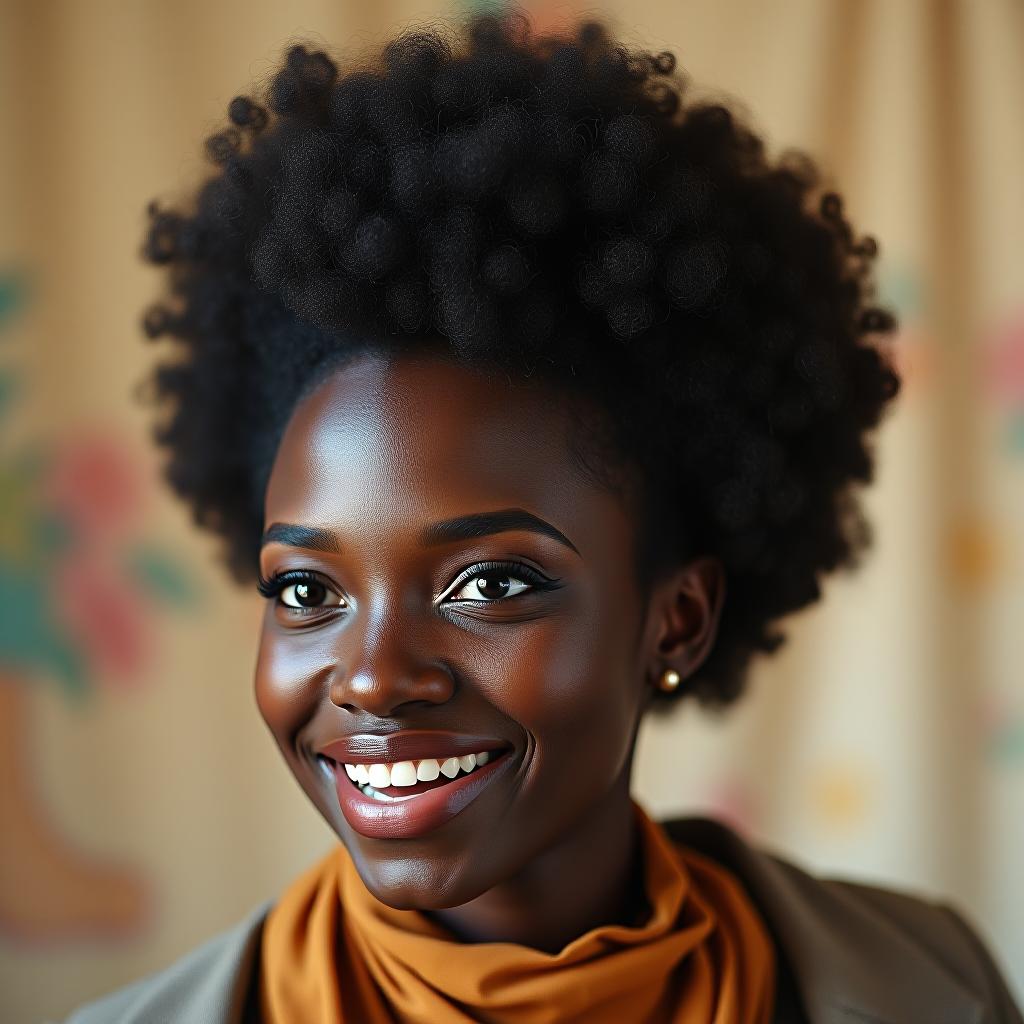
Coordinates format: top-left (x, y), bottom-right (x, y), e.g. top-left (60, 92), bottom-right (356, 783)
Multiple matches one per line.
top-left (984, 309), bottom-right (1024, 406)
top-left (703, 777), bottom-right (757, 834)
top-left (43, 430), bottom-right (146, 542)
top-left (51, 556), bottom-right (155, 688)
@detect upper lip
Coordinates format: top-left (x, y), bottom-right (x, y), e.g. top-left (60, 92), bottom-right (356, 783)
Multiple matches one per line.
top-left (318, 730), bottom-right (512, 765)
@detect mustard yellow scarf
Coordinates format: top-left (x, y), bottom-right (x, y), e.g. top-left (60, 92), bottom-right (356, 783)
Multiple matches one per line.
top-left (259, 799), bottom-right (776, 1023)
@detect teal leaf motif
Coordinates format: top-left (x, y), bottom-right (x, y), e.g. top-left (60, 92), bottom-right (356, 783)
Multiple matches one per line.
top-left (458, 0), bottom-right (508, 12)
top-left (123, 543), bottom-right (198, 608)
top-left (0, 563), bottom-right (90, 704)
top-left (0, 371), bottom-right (17, 421)
top-left (0, 271), bottom-right (30, 331)
top-left (1007, 408), bottom-right (1024, 456)
top-left (876, 263), bottom-right (924, 320)
top-left (991, 718), bottom-right (1024, 765)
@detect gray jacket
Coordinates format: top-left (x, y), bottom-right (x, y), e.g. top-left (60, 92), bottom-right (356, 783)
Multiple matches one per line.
top-left (61, 816), bottom-right (1023, 1023)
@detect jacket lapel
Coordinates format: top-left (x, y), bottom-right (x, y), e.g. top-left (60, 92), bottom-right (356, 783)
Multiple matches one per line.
top-left (660, 816), bottom-right (985, 1024)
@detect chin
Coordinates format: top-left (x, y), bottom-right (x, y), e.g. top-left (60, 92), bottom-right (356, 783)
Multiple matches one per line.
top-left (355, 859), bottom-right (486, 912)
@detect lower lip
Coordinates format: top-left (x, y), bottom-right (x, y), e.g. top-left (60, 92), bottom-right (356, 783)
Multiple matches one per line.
top-left (330, 752), bottom-right (513, 840)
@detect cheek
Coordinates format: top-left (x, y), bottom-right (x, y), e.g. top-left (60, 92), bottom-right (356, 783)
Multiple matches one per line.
top-left (254, 616), bottom-right (333, 744)
top-left (498, 591), bottom-right (640, 783)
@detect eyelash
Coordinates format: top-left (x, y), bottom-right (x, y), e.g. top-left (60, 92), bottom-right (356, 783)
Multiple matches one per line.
top-left (256, 561), bottom-right (559, 612)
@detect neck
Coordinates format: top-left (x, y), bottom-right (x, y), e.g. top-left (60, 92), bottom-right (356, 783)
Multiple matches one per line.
top-left (424, 774), bottom-right (648, 954)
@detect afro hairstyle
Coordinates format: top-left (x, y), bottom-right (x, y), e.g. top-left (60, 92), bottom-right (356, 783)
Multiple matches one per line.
top-left (139, 8), bottom-right (902, 714)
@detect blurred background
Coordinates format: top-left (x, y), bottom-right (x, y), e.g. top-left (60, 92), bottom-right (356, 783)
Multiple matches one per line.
top-left (1, 0), bottom-right (1021, 1020)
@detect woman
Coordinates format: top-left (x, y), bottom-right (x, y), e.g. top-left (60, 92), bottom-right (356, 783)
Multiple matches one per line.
top-left (65, 10), bottom-right (1021, 1023)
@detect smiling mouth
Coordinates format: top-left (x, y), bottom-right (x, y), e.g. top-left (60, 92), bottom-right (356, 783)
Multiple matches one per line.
top-left (318, 750), bottom-right (506, 803)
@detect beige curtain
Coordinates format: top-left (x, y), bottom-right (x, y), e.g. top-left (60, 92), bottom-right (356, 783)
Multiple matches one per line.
top-left (1, 1), bottom-right (1021, 1020)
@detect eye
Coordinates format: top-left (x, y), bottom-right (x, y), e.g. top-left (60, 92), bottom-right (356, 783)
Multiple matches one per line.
top-left (280, 579), bottom-right (345, 610)
top-left (450, 572), bottom-right (531, 602)
top-left (441, 561), bottom-right (556, 604)
top-left (257, 571), bottom-right (346, 611)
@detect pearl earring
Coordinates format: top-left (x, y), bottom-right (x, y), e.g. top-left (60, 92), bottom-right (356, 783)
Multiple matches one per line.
top-left (658, 668), bottom-right (681, 692)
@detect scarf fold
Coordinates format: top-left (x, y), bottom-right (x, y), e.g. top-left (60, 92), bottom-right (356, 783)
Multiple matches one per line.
top-left (259, 799), bottom-right (776, 1023)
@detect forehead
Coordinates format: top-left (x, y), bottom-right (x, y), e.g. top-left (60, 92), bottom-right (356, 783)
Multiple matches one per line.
top-left (264, 352), bottom-right (627, 551)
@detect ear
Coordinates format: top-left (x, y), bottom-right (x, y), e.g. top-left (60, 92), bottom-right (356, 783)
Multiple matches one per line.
top-left (642, 556), bottom-right (726, 698)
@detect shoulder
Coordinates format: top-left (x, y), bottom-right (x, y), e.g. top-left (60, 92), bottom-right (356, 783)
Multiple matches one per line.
top-left (56, 899), bottom-right (272, 1024)
top-left (827, 879), bottom-right (1023, 1022)
top-left (660, 815), bottom-right (1023, 1024)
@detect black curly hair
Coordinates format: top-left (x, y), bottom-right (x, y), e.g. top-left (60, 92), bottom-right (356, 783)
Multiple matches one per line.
top-left (138, 8), bottom-right (901, 714)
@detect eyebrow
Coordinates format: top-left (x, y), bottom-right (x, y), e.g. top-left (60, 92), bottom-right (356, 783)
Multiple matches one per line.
top-left (260, 508), bottom-right (580, 557)
top-left (260, 522), bottom-right (341, 553)
top-left (421, 508), bottom-right (580, 556)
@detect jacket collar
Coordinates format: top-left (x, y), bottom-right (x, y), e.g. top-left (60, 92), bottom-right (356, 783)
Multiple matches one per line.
top-left (659, 815), bottom-right (985, 1024)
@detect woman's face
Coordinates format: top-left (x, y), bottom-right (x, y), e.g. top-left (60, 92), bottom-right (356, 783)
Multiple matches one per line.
top-left (255, 349), bottom-right (664, 910)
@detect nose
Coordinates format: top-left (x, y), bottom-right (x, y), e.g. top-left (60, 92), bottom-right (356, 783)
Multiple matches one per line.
top-left (328, 601), bottom-right (456, 717)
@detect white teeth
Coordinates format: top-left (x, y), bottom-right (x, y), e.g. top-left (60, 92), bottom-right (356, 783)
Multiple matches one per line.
top-left (390, 761), bottom-right (417, 787)
top-left (341, 750), bottom-right (501, 791)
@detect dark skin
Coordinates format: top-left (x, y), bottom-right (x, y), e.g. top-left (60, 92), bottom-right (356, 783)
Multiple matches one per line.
top-left (254, 348), bottom-right (726, 954)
